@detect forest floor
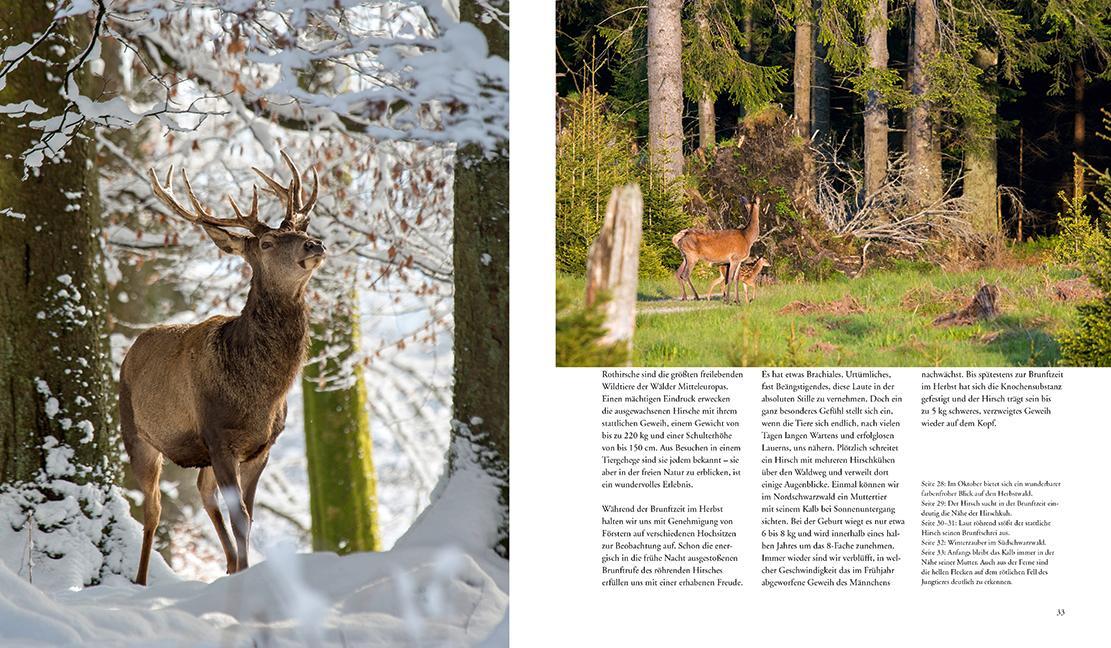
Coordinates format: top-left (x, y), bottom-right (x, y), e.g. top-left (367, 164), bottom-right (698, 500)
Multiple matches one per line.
top-left (0, 461), bottom-right (507, 647)
top-left (559, 245), bottom-right (1098, 367)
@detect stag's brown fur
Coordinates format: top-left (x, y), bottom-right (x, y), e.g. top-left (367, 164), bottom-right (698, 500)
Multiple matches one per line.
top-left (673, 196), bottom-right (761, 302)
top-left (123, 154), bottom-right (324, 585)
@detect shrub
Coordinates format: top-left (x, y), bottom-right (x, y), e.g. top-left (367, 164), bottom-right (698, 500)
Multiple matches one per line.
top-left (556, 89), bottom-right (690, 278)
top-left (1057, 161), bottom-right (1111, 366)
top-left (555, 283), bottom-right (629, 367)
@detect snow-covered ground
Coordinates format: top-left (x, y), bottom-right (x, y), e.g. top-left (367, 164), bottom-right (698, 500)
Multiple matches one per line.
top-left (0, 463), bottom-right (508, 646)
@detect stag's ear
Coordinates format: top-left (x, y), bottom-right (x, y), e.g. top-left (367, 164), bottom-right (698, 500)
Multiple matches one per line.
top-left (202, 225), bottom-right (248, 256)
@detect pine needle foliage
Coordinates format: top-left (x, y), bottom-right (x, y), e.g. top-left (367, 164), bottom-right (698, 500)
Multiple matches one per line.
top-left (555, 284), bottom-right (630, 367)
top-left (684, 0), bottom-right (787, 112)
top-left (556, 88), bottom-right (689, 277)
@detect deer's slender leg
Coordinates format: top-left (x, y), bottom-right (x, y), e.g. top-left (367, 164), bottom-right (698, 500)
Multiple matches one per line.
top-left (121, 384), bottom-right (162, 586)
top-left (240, 450), bottom-right (270, 519)
top-left (685, 256), bottom-right (701, 300)
top-left (674, 258), bottom-right (687, 300)
top-left (197, 467), bottom-right (237, 574)
top-left (728, 257), bottom-right (745, 304)
top-left (209, 445), bottom-right (251, 573)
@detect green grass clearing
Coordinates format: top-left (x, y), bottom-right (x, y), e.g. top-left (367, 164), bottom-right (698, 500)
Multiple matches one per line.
top-left (558, 263), bottom-right (1090, 366)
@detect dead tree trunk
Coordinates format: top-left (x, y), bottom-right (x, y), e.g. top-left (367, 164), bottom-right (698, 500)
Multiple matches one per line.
top-left (585, 185), bottom-right (643, 361)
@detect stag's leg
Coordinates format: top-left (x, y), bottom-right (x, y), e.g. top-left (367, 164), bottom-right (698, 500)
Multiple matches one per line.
top-left (197, 467), bottom-right (237, 574)
top-left (121, 384), bottom-right (162, 586)
top-left (240, 450), bottom-right (270, 520)
top-left (209, 446), bottom-right (251, 573)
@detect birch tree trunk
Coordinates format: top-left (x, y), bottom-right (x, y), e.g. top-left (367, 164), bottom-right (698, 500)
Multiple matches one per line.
top-left (449, 0), bottom-right (510, 559)
top-left (648, 0), bottom-right (685, 180)
top-left (907, 0), bottom-right (943, 207)
top-left (0, 4), bottom-right (115, 486)
top-left (863, 0), bottom-right (890, 196)
top-left (302, 299), bottom-right (381, 554)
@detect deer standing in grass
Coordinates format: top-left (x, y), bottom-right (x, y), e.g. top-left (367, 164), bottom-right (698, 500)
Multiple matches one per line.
top-left (121, 152), bottom-right (325, 585)
top-left (706, 256), bottom-right (771, 303)
top-left (673, 196), bottom-right (761, 302)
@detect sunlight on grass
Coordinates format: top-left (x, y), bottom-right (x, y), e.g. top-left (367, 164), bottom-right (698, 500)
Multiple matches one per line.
top-left (557, 263), bottom-right (1084, 367)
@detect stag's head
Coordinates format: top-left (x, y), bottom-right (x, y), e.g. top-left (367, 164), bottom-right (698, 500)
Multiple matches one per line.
top-left (150, 151), bottom-right (327, 294)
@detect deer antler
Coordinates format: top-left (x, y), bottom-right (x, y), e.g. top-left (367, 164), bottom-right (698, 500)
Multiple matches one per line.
top-left (251, 150), bottom-right (318, 232)
top-left (149, 167), bottom-right (272, 236)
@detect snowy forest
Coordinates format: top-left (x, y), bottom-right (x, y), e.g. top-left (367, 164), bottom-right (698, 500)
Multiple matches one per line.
top-left (0, 0), bottom-right (507, 645)
top-left (556, 0), bottom-right (1111, 367)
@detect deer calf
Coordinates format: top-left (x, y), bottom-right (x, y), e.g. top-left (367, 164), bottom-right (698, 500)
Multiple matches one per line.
top-left (121, 152), bottom-right (324, 584)
top-left (706, 256), bottom-right (771, 303)
top-left (673, 196), bottom-right (761, 303)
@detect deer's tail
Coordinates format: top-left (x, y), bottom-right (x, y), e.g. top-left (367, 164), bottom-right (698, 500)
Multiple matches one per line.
top-left (672, 229), bottom-right (690, 249)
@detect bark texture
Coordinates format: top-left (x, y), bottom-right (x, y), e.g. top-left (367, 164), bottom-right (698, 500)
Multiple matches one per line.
top-left (0, 6), bottom-right (115, 485)
top-left (793, 0), bottom-right (814, 140)
top-left (452, 0), bottom-right (510, 558)
top-left (907, 0), bottom-right (943, 206)
top-left (302, 301), bottom-right (381, 554)
top-left (696, 0), bottom-right (715, 149)
top-left (863, 0), bottom-right (890, 196)
top-left (648, 0), bottom-right (685, 180)
top-left (812, 0), bottom-right (831, 143)
top-left (584, 185), bottom-right (642, 360)
top-left (964, 49), bottom-right (999, 238)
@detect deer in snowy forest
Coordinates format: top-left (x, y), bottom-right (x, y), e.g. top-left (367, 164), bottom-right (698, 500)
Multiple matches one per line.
top-left (120, 152), bottom-right (324, 585)
top-left (672, 195), bottom-right (761, 303)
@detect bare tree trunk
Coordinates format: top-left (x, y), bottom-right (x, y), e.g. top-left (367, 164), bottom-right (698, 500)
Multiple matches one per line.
top-left (793, 0), bottom-right (814, 140)
top-left (1073, 60), bottom-right (1086, 199)
top-left (744, 0), bottom-right (754, 60)
top-left (585, 185), bottom-right (643, 361)
top-left (0, 4), bottom-right (114, 486)
top-left (812, 0), bottom-right (831, 143)
top-left (451, 0), bottom-right (510, 559)
top-left (907, 0), bottom-right (942, 206)
top-left (794, 0), bottom-right (815, 189)
top-left (964, 48), bottom-right (999, 238)
top-left (696, 0), bottom-right (715, 149)
top-left (303, 297), bottom-right (381, 554)
top-left (964, 118), bottom-right (998, 237)
top-left (648, 0), bottom-right (685, 180)
top-left (863, 0), bottom-right (889, 196)
top-left (699, 95), bottom-right (716, 150)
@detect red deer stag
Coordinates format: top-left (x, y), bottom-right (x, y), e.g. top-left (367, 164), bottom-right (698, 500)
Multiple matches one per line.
top-left (672, 196), bottom-right (761, 302)
top-left (121, 152), bottom-right (324, 585)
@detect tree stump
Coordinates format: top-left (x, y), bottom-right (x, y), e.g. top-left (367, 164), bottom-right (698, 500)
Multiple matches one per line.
top-left (933, 282), bottom-right (1000, 326)
top-left (585, 184), bottom-right (643, 359)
